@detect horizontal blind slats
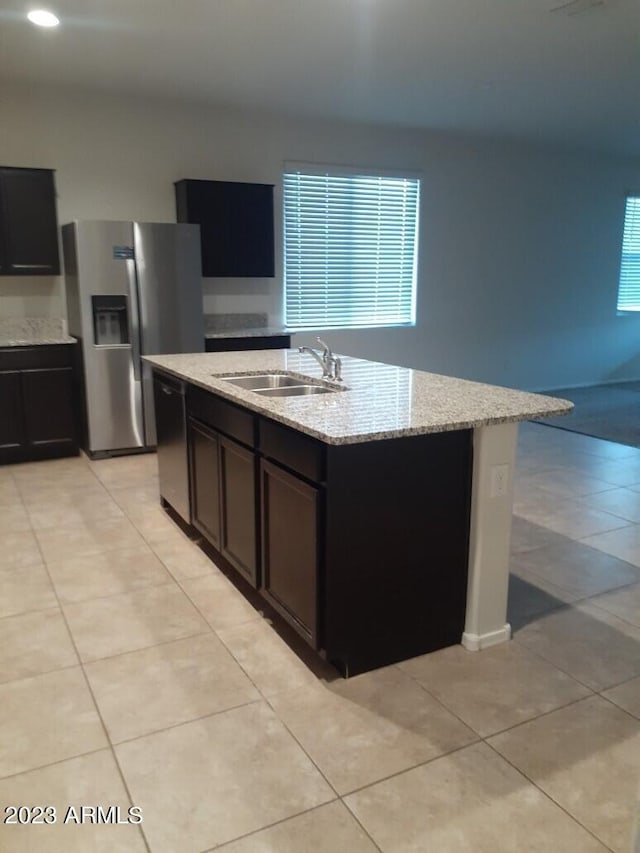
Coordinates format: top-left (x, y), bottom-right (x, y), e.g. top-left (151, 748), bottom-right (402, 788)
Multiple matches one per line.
top-left (617, 197), bottom-right (640, 311)
top-left (284, 170), bottom-right (419, 330)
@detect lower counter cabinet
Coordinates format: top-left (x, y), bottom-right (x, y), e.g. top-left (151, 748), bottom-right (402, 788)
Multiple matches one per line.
top-left (0, 345), bottom-right (78, 464)
top-left (260, 458), bottom-right (320, 648)
top-left (189, 418), bottom-right (221, 548)
top-left (219, 435), bottom-right (258, 586)
top-left (187, 414), bottom-right (258, 587)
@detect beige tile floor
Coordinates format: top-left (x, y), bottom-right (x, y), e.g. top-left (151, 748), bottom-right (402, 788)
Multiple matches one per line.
top-left (0, 422), bottom-right (639, 852)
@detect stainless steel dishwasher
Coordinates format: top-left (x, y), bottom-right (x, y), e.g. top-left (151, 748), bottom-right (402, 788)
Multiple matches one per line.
top-left (152, 373), bottom-right (190, 523)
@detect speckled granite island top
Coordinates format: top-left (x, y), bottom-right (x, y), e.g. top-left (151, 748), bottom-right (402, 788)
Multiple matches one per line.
top-left (144, 350), bottom-right (573, 445)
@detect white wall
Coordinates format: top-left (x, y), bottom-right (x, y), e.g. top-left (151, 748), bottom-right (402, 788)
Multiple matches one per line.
top-left (1, 82), bottom-right (639, 390)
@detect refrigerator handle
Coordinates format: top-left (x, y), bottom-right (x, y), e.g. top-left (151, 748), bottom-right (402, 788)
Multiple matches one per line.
top-left (126, 259), bottom-right (142, 381)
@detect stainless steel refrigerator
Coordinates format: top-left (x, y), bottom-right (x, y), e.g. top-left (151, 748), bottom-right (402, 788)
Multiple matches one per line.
top-left (63, 220), bottom-right (203, 457)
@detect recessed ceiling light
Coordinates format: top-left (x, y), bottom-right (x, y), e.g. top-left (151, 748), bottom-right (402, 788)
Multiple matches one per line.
top-left (27, 9), bottom-right (60, 27)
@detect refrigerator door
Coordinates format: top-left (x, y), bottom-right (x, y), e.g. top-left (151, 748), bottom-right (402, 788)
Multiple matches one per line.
top-left (135, 222), bottom-right (204, 446)
top-left (70, 221), bottom-right (145, 454)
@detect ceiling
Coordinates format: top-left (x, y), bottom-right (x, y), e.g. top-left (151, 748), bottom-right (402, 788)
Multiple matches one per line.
top-left (1, 0), bottom-right (639, 155)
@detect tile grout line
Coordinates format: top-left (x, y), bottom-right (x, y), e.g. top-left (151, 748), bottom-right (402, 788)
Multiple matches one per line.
top-left (483, 740), bottom-right (617, 853)
top-left (510, 630), bottom-right (640, 693)
top-left (176, 590), bottom-right (381, 850)
top-left (107, 696), bottom-right (265, 750)
top-left (596, 690), bottom-right (640, 724)
top-left (585, 596), bottom-right (640, 631)
top-left (24, 506), bottom-right (154, 853)
top-left (0, 746), bottom-right (110, 784)
top-left (4, 444), bottom-right (638, 850)
top-left (197, 800), bottom-right (385, 853)
top-left (397, 656), bottom-right (595, 741)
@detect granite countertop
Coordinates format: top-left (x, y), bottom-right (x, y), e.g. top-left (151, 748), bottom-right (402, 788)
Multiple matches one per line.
top-left (204, 326), bottom-right (290, 340)
top-left (144, 350), bottom-right (573, 445)
top-left (0, 318), bottom-right (76, 347)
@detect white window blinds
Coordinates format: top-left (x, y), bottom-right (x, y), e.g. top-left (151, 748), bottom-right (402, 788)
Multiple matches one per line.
top-left (283, 168), bottom-right (420, 330)
top-left (617, 196), bottom-right (640, 311)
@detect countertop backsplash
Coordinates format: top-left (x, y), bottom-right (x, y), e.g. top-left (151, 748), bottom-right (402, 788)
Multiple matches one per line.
top-left (203, 312), bottom-right (290, 339)
top-left (0, 317), bottom-right (75, 346)
top-left (204, 312), bottom-right (268, 332)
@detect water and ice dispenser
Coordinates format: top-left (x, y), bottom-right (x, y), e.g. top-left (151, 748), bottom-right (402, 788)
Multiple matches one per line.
top-left (92, 295), bottom-right (129, 345)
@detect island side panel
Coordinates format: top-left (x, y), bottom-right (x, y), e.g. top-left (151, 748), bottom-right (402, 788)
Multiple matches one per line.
top-left (462, 422), bottom-right (519, 650)
top-left (323, 429), bottom-right (473, 677)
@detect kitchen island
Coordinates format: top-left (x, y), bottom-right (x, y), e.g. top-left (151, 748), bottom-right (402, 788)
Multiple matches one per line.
top-left (145, 349), bottom-right (572, 676)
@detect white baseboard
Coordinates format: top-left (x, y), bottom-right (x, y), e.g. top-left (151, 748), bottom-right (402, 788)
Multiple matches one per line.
top-left (461, 623), bottom-right (512, 651)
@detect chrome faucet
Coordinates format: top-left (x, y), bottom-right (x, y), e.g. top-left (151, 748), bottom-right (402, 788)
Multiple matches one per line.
top-left (299, 337), bottom-right (342, 381)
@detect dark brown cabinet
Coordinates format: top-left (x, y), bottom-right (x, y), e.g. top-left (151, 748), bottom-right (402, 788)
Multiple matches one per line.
top-left (152, 369), bottom-right (473, 677)
top-left (22, 368), bottom-right (76, 449)
top-left (185, 383), bottom-right (258, 585)
top-left (0, 345), bottom-right (78, 464)
top-left (175, 179), bottom-right (274, 277)
top-left (260, 459), bottom-right (320, 647)
top-left (189, 418), bottom-right (221, 548)
top-left (219, 436), bottom-right (258, 585)
top-left (0, 371), bottom-right (23, 454)
top-left (0, 167), bottom-right (60, 275)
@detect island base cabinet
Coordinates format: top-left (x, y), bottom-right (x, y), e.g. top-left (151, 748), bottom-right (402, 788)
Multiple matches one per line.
top-left (260, 459), bottom-right (320, 647)
top-left (219, 435), bottom-right (258, 586)
top-left (154, 374), bottom-right (475, 677)
top-left (189, 418), bottom-right (221, 545)
top-left (323, 430), bottom-right (473, 677)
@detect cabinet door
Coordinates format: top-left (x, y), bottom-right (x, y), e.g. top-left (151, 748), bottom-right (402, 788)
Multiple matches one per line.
top-left (0, 371), bottom-right (25, 459)
top-left (260, 459), bottom-right (320, 647)
top-left (21, 367), bottom-right (76, 456)
top-left (219, 435), bottom-right (258, 585)
top-left (189, 419), bottom-right (221, 548)
top-left (175, 179), bottom-right (274, 277)
top-left (0, 168), bottom-right (60, 275)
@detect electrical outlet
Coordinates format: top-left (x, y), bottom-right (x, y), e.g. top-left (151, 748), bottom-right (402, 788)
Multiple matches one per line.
top-left (490, 464), bottom-right (509, 498)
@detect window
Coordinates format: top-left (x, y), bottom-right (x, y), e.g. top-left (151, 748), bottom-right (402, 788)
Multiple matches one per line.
top-left (283, 166), bottom-right (420, 330)
top-left (617, 196), bottom-right (640, 312)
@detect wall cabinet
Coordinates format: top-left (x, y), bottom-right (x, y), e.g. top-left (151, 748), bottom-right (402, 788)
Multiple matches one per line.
top-left (0, 345), bottom-right (78, 464)
top-left (175, 179), bottom-right (274, 277)
top-left (0, 167), bottom-right (60, 275)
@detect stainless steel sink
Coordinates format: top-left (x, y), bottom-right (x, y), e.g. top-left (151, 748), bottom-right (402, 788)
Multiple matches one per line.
top-left (217, 373), bottom-right (309, 390)
top-left (253, 385), bottom-right (336, 397)
top-left (215, 372), bottom-right (344, 397)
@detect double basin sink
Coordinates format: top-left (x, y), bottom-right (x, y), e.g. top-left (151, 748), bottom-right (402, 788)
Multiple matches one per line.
top-left (216, 372), bottom-right (344, 398)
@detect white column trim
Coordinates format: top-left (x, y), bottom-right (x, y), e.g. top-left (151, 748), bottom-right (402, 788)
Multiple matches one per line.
top-left (463, 422), bottom-right (519, 651)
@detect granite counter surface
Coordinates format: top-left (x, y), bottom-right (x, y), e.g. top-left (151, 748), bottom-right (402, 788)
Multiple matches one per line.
top-left (144, 350), bottom-right (573, 445)
top-left (0, 318), bottom-right (75, 347)
top-left (204, 327), bottom-right (290, 340)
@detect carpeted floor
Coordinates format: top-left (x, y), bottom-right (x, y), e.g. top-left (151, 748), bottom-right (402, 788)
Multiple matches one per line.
top-left (535, 380), bottom-right (640, 447)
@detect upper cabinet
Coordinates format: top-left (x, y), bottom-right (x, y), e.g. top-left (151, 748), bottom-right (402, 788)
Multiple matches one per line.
top-left (175, 179), bottom-right (274, 278)
top-left (0, 167), bottom-right (60, 276)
